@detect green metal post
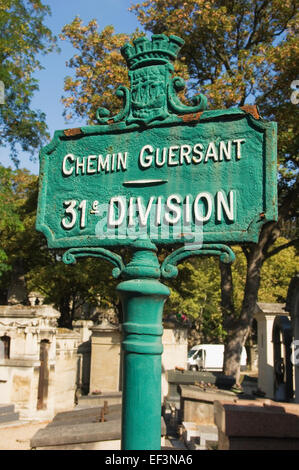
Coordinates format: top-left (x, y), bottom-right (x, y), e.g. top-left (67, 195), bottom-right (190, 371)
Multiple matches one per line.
top-left (117, 241), bottom-right (170, 450)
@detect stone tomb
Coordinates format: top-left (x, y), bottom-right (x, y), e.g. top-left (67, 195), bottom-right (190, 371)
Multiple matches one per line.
top-left (31, 404), bottom-right (123, 450)
top-left (179, 384), bottom-right (237, 426)
top-left (30, 402), bottom-right (167, 450)
top-left (165, 369), bottom-right (235, 408)
top-left (215, 399), bottom-right (299, 450)
top-left (89, 319), bottom-right (122, 395)
top-left (254, 302), bottom-right (288, 398)
top-left (54, 328), bottom-right (81, 414)
top-left (178, 383), bottom-right (237, 450)
top-left (161, 325), bottom-right (188, 400)
top-left (0, 305), bottom-right (80, 420)
top-left (73, 319), bottom-right (93, 396)
top-left (88, 319), bottom-right (188, 400)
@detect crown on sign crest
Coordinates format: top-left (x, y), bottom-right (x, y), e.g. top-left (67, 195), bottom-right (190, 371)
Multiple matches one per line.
top-left (121, 34), bottom-right (185, 70)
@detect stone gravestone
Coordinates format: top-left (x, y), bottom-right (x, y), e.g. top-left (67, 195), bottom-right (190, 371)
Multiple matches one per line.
top-left (254, 302), bottom-right (288, 398)
top-left (89, 318), bottom-right (122, 394)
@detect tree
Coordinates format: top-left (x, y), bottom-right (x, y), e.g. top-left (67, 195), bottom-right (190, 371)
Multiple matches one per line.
top-left (258, 238), bottom-right (299, 303)
top-left (26, 256), bottom-right (120, 328)
top-left (0, 164), bottom-right (39, 306)
top-left (0, 165), bottom-right (37, 283)
top-left (60, 20), bottom-right (134, 123)
top-left (0, 0), bottom-right (58, 165)
top-left (0, 166), bottom-right (21, 281)
top-left (60, 18), bottom-right (188, 123)
top-left (60, 1), bottom-right (299, 382)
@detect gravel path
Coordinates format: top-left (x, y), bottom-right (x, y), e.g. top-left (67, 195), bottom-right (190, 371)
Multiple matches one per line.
top-left (0, 420), bottom-right (50, 450)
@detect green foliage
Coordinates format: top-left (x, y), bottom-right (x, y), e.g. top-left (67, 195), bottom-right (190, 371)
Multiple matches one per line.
top-left (129, 1), bottom-right (298, 360)
top-left (164, 257), bottom-right (225, 342)
top-left (60, 20), bottom-right (139, 123)
top-left (0, 164), bottom-right (36, 278)
top-left (26, 256), bottom-right (120, 326)
top-left (60, 1), bottom-right (298, 223)
top-left (0, 249), bottom-right (9, 280)
top-left (228, 240), bottom-right (299, 309)
top-left (131, 1), bottom-right (298, 104)
top-left (0, 0), bottom-right (58, 165)
top-left (258, 238), bottom-right (299, 302)
top-left (0, 165), bottom-right (22, 233)
top-left (164, 237), bottom-right (298, 343)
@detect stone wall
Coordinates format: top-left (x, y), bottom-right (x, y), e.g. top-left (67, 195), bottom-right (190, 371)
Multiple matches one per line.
top-left (88, 321), bottom-right (188, 399)
top-left (54, 329), bottom-right (81, 413)
top-left (0, 305), bottom-right (82, 420)
top-left (73, 320), bottom-right (93, 396)
top-left (73, 320), bottom-right (93, 343)
top-left (161, 327), bottom-right (188, 400)
top-left (89, 320), bottom-right (122, 394)
top-left (0, 305), bottom-right (59, 419)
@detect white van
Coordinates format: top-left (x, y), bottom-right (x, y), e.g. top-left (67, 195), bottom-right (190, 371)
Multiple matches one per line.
top-left (187, 344), bottom-right (247, 371)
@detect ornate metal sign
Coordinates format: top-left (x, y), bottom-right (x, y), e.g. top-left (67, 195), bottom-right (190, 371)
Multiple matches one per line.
top-left (36, 34), bottom-right (277, 250)
top-left (36, 34), bottom-right (278, 451)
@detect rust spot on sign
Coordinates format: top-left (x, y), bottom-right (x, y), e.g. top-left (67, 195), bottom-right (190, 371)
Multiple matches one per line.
top-left (179, 111), bottom-right (203, 122)
top-left (64, 128), bottom-right (82, 137)
top-left (240, 105), bottom-right (260, 120)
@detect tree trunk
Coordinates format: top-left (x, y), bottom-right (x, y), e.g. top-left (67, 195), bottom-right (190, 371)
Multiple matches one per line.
top-left (221, 246), bottom-right (261, 384)
top-left (223, 326), bottom-right (247, 384)
top-left (220, 260), bottom-right (244, 384)
top-left (221, 222), bottom-right (278, 384)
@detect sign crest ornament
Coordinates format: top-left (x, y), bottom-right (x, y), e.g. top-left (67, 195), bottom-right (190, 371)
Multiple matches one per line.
top-left (96, 34), bottom-right (207, 126)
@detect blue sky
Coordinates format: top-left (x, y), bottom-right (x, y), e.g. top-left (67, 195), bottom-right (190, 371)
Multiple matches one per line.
top-left (1, 0), bottom-right (142, 174)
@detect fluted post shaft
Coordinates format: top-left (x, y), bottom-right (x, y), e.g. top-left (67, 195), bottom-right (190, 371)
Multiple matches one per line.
top-left (117, 242), bottom-right (169, 450)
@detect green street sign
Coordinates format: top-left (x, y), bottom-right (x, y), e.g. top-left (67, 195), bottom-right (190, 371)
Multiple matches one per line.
top-left (36, 35), bottom-right (277, 249)
top-left (36, 33), bottom-right (278, 452)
